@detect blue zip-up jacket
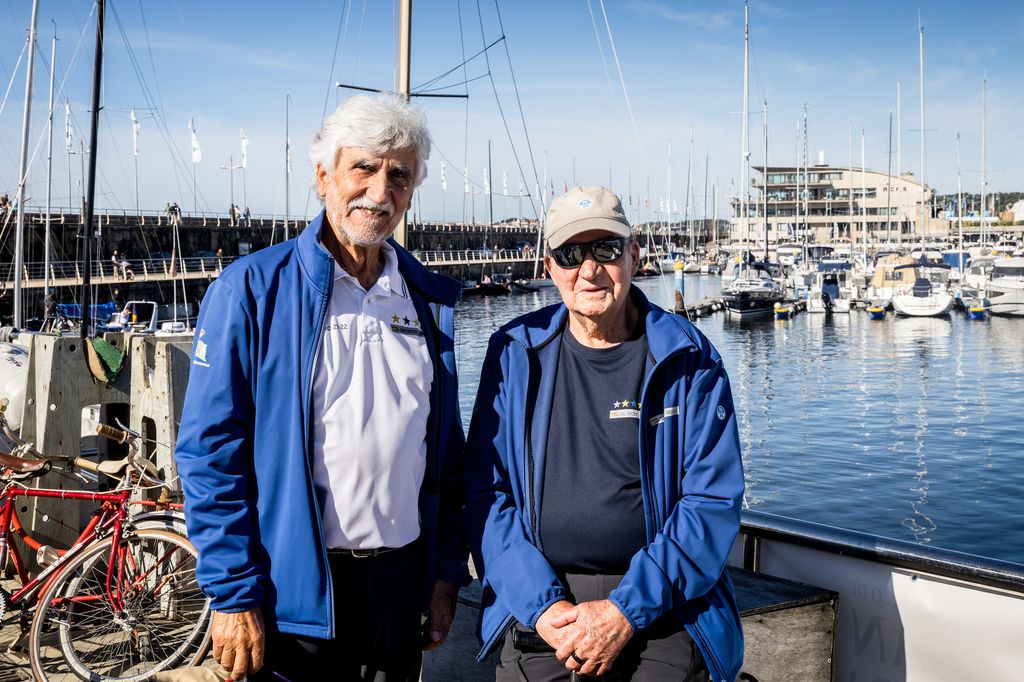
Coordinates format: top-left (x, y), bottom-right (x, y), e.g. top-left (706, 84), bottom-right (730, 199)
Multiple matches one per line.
top-left (465, 288), bottom-right (744, 681)
top-left (174, 211), bottom-right (469, 639)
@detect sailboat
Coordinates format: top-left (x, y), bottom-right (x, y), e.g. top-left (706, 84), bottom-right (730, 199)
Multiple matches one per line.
top-left (722, 17), bottom-right (783, 319)
top-left (891, 19), bottom-right (952, 318)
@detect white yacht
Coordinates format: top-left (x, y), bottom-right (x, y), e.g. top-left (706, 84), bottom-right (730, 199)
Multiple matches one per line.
top-left (984, 257), bottom-right (1024, 317)
top-left (866, 255), bottom-right (916, 308)
top-left (891, 262), bottom-right (955, 317)
top-left (807, 260), bottom-right (856, 313)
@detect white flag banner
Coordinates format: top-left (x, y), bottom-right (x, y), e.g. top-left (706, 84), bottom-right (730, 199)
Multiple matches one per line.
top-left (440, 163), bottom-right (447, 191)
top-left (131, 109), bottom-right (140, 157)
top-left (188, 118), bottom-right (202, 163)
top-left (659, 198), bottom-right (665, 213)
top-left (673, 198), bottom-right (678, 213)
top-left (64, 102), bottom-right (73, 151)
top-left (463, 167), bottom-right (469, 195)
top-left (519, 179), bottom-right (524, 196)
top-left (502, 170), bottom-right (508, 195)
top-left (240, 128), bottom-right (249, 169)
top-left (286, 137), bottom-right (292, 174)
top-left (483, 168), bottom-right (490, 195)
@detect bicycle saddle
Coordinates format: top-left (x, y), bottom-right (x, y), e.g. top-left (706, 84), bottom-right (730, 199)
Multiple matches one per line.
top-left (0, 451), bottom-right (51, 477)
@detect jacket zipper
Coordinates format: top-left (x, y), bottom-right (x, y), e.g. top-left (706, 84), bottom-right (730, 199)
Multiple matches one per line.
top-left (304, 278), bottom-right (333, 637)
top-left (479, 612), bottom-right (516, 661)
top-left (640, 347), bottom-right (730, 680)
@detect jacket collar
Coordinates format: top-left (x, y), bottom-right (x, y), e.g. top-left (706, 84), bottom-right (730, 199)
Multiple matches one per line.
top-left (504, 286), bottom-right (696, 361)
top-left (296, 209), bottom-right (461, 306)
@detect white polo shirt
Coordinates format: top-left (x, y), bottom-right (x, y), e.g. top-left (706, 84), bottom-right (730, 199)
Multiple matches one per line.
top-left (310, 242), bottom-right (433, 550)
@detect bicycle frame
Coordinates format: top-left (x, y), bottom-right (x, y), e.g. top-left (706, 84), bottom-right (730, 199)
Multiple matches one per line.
top-left (0, 484), bottom-right (130, 609)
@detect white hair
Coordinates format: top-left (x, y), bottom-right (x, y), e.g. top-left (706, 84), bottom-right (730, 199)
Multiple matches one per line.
top-left (308, 93), bottom-right (431, 194)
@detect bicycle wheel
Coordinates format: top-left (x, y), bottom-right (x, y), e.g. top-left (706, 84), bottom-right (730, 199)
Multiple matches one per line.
top-left (29, 528), bottom-right (212, 681)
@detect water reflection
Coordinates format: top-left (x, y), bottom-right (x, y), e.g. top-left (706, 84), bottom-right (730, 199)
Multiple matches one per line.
top-left (455, 275), bottom-right (1024, 562)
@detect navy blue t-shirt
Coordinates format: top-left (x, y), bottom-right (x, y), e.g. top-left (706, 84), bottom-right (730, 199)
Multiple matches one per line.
top-left (539, 322), bottom-right (649, 573)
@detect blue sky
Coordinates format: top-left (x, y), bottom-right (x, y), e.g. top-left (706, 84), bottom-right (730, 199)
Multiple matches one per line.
top-left (1, 1), bottom-right (1021, 224)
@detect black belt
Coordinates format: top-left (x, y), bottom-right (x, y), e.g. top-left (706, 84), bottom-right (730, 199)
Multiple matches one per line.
top-left (327, 547), bottom-right (399, 559)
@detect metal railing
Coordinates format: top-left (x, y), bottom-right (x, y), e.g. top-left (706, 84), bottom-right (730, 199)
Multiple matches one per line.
top-left (414, 248), bottom-right (538, 265)
top-left (1, 257), bottom-right (236, 289)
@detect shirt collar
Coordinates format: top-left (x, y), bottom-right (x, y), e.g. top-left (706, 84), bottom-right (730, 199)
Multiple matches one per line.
top-left (330, 240), bottom-right (406, 298)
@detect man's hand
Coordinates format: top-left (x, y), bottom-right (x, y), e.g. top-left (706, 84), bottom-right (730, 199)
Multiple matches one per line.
top-left (534, 600), bottom-right (577, 651)
top-left (552, 600), bottom-right (634, 677)
top-left (423, 580), bottom-right (459, 651)
top-left (211, 609), bottom-right (265, 681)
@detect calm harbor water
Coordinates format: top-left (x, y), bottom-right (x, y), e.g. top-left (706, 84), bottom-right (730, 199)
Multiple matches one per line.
top-left (454, 275), bottom-right (1024, 565)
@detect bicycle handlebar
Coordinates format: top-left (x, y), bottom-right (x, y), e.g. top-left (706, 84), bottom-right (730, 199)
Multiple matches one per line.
top-left (73, 457), bottom-right (100, 473)
top-left (96, 424), bottom-right (130, 444)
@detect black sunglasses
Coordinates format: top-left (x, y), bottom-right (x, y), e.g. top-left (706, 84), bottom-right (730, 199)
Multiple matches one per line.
top-left (550, 237), bottom-right (627, 269)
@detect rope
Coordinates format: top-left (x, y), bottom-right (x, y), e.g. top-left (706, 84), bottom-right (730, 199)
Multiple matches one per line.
top-left (585, 0), bottom-right (620, 118)
top-left (597, 0), bottom-right (647, 174)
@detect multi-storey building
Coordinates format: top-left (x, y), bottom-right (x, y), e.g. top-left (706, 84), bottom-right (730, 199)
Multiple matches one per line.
top-left (730, 164), bottom-right (950, 246)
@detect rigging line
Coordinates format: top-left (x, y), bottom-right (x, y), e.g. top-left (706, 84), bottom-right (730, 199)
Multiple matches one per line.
top-left (412, 36), bottom-right (505, 92)
top-left (0, 40), bottom-right (28, 175)
top-left (474, 0), bottom-right (539, 221)
top-left (597, 0), bottom-right (646, 173)
top-left (350, 0), bottom-right (368, 84)
top-left (136, 0), bottom-right (166, 117)
top-left (585, 0), bottom-right (619, 118)
top-left (109, 4), bottom-right (210, 213)
top-left (492, 0), bottom-right (540, 219)
top-left (433, 143), bottom-right (488, 192)
top-left (414, 72), bottom-right (490, 95)
top-left (305, 0), bottom-right (352, 220)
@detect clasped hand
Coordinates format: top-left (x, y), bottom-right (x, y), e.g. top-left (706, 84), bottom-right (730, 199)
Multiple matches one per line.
top-left (536, 599), bottom-right (634, 677)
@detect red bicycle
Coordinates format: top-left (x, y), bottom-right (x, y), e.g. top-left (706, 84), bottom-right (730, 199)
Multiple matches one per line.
top-left (0, 418), bottom-right (210, 680)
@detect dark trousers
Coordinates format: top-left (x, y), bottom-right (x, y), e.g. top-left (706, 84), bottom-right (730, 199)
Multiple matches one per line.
top-left (496, 573), bottom-right (709, 682)
top-left (251, 543), bottom-right (424, 682)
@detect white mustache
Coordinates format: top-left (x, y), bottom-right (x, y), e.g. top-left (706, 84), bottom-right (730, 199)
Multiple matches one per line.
top-left (348, 198), bottom-right (394, 216)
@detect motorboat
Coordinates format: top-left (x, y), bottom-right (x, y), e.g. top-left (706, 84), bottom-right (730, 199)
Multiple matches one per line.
top-left (807, 260), bottom-right (855, 314)
top-left (722, 262), bottom-right (784, 319)
top-left (984, 257), bottom-right (1024, 317)
top-left (866, 255), bottom-right (916, 308)
top-left (890, 261), bottom-right (955, 317)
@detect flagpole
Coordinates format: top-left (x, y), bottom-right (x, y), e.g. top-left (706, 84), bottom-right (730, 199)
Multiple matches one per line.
top-left (132, 110), bottom-right (139, 218)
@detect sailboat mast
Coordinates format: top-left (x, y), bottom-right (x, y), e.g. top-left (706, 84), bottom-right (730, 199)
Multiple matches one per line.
top-left (81, 0), bottom-right (105, 343)
top-left (13, 0), bottom-right (40, 328)
top-left (284, 93), bottom-right (291, 241)
top-left (762, 99), bottom-right (769, 262)
top-left (956, 132), bottom-right (963, 274)
top-left (896, 79), bottom-right (902, 247)
top-left (740, 1), bottom-right (749, 264)
top-left (394, 0), bottom-right (412, 248)
top-left (44, 32), bottom-right (56, 302)
top-left (918, 19), bottom-right (926, 247)
top-left (980, 76), bottom-right (987, 245)
top-left (886, 112), bottom-right (893, 244)
top-left (860, 128), bottom-right (867, 264)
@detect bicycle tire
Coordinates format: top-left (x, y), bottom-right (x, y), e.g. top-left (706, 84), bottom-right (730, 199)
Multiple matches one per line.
top-left (28, 528), bottom-right (212, 681)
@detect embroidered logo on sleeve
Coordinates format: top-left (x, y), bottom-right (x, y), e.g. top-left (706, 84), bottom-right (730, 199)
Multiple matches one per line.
top-left (390, 313), bottom-right (423, 336)
top-left (649, 406), bottom-right (680, 426)
top-left (716, 405), bottom-right (727, 421)
top-left (193, 339), bottom-right (210, 368)
top-left (610, 399), bottom-right (641, 420)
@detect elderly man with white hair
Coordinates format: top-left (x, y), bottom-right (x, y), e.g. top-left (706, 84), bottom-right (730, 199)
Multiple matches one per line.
top-left (175, 94), bottom-right (468, 681)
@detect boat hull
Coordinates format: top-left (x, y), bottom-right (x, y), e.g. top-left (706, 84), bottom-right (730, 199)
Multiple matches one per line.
top-left (891, 292), bottom-right (954, 317)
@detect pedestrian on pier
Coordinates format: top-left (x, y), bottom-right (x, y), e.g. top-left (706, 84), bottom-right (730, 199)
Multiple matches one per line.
top-left (243, 206), bottom-right (251, 226)
top-left (176, 93), bottom-right (467, 682)
top-left (465, 186), bottom-right (746, 681)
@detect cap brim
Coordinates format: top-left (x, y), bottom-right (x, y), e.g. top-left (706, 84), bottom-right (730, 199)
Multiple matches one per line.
top-left (545, 217), bottom-right (632, 249)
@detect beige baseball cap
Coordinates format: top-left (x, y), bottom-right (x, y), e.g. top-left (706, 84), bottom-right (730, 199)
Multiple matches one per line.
top-left (545, 185), bottom-right (632, 249)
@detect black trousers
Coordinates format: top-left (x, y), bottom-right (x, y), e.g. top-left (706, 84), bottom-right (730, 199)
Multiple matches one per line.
top-left (496, 573), bottom-right (709, 682)
top-left (250, 543), bottom-right (424, 682)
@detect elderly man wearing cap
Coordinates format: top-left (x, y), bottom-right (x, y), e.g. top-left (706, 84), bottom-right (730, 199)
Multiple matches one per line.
top-left (465, 186), bottom-right (745, 681)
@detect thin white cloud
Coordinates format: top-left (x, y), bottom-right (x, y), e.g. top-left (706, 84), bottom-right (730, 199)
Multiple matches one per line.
top-left (628, 1), bottom-right (737, 31)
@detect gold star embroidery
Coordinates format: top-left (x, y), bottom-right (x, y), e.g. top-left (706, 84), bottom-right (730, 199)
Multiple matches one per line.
top-left (391, 314), bottom-right (401, 324)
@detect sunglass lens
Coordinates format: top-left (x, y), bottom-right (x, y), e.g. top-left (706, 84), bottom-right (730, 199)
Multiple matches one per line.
top-left (592, 239), bottom-right (623, 262)
top-left (553, 245), bottom-right (583, 268)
